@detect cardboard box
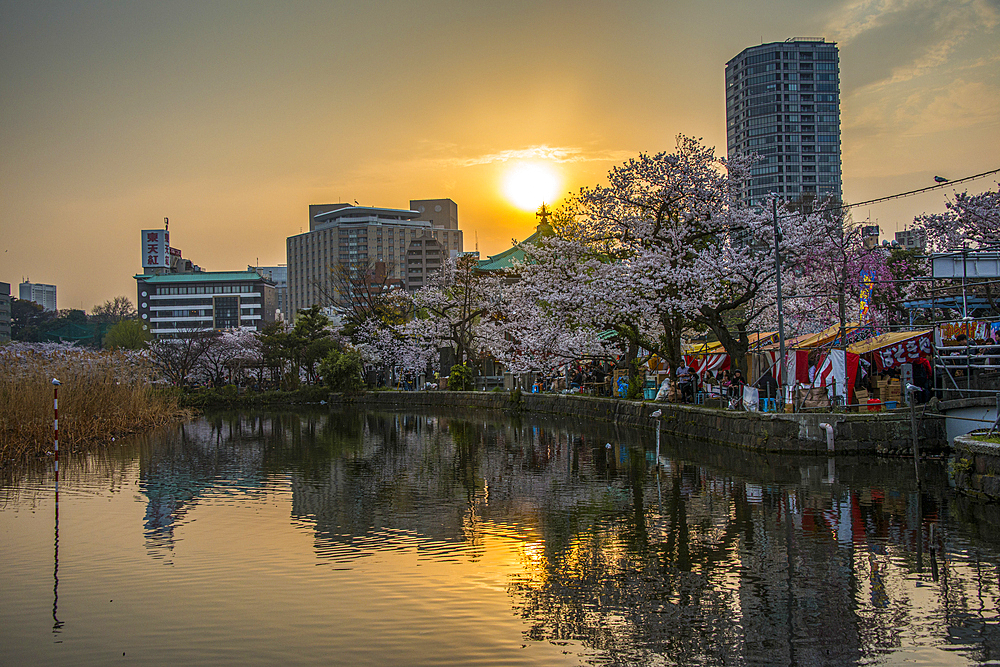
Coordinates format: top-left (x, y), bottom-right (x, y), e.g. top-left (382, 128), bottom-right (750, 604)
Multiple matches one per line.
top-left (855, 389), bottom-right (869, 404)
top-left (796, 387), bottom-right (829, 409)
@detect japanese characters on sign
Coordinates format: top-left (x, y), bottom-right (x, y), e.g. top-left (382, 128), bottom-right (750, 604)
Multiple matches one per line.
top-left (875, 332), bottom-right (933, 371)
top-left (941, 320), bottom-right (1000, 341)
top-left (141, 229), bottom-right (168, 269)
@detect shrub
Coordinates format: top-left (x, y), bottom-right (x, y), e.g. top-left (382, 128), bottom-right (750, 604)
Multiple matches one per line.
top-left (319, 347), bottom-right (364, 394)
top-left (448, 363), bottom-right (473, 391)
top-left (103, 319), bottom-right (151, 350)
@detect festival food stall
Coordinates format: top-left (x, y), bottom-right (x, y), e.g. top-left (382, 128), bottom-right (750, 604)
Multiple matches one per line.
top-left (754, 322), bottom-right (866, 409)
top-left (846, 329), bottom-right (934, 406)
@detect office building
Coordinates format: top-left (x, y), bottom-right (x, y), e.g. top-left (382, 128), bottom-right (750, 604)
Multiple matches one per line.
top-left (134, 226), bottom-right (277, 339)
top-left (136, 272), bottom-right (278, 339)
top-left (250, 265), bottom-right (288, 320)
top-left (286, 199), bottom-right (463, 315)
top-left (726, 38), bottom-right (842, 207)
top-left (19, 280), bottom-right (57, 312)
top-left (0, 282), bottom-right (11, 342)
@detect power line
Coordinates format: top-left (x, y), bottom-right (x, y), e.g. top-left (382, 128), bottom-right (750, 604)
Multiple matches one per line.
top-left (777, 167), bottom-right (1000, 220)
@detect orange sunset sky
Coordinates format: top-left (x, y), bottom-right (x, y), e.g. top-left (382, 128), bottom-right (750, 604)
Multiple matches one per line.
top-left (2, 0), bottom-right (998, 310)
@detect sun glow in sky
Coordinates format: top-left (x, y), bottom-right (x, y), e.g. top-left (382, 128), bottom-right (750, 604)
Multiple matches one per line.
top-left (503, 163), bottom-right (562, 211)
top-left (1, 0), bottom-right (998, 309)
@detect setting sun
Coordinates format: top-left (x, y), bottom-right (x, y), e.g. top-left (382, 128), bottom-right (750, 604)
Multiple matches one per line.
top-left (502, 162), bottom-right (562, 211)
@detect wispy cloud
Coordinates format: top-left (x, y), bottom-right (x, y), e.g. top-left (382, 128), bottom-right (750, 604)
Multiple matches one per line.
top-left (831, 0), bottom-right (998, 44)
top-left (444, 145), bottom-right (636, 167)
top-left (829, 0), bottom-right (998, 88)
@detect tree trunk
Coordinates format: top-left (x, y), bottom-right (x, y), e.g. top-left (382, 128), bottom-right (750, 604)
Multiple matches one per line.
top-left (700, 308), bottom-right (750, 377)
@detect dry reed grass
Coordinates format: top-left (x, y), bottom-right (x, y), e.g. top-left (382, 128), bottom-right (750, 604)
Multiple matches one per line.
top-left (0, 343), bottom-right (190, 467)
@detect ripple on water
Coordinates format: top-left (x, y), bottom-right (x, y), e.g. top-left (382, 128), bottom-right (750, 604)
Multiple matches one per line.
top-left (2, 411), bottom-right (1000, 667)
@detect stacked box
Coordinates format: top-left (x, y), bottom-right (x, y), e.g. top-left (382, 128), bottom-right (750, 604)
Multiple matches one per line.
top-left (885, 378), bottom-right (901, 402)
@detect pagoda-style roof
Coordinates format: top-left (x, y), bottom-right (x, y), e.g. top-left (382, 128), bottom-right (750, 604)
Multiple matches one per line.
top-left (476, 222), bottom-right (551, 273)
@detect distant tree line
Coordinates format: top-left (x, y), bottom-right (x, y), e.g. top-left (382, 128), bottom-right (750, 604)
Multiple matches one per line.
top-left (9, 295), bottom-right (148, 349)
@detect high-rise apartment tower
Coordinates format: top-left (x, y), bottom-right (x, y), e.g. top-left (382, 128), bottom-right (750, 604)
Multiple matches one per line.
top-left (725, 38), bottom-right (842, 207)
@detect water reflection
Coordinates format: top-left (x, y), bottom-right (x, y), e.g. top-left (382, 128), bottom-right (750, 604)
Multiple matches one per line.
top-left (123, 409), bottom-right (1000, 665)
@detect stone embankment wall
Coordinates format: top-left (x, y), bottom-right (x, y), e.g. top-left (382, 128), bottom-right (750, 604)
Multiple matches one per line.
top-left (331, 391), bottom-right (948, 456)
top-left (951, 434), bottom-right (1000, 500)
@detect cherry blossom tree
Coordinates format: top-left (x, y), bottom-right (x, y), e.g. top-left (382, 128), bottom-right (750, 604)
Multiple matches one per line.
top-left (524, 137), bottom-right (832, 378)
top-left (776, 207), bottom-right (914, 338)
top-left (913, 185), bottom-right (1000, 251)
top-left (197, 328), bottom-right (263, 386)
top-left (147, 331), bottom-right (217, 387)
top-left (406, 254), bottom-right (507, 369)
top-left (354, 315), bottom-right (439, 382)
top-left (482, 234), bottom-right (625, 374)
top-left (536, 137), bottom-right (739, 387)
top-left (570, 136), bottom-right (825, 377)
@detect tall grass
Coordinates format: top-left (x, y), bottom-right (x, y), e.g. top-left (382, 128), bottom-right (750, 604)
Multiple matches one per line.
top-left (0, 343), bottom-right (190, 467)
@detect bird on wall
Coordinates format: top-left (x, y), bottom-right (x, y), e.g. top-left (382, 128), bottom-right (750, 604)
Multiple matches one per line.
top-left (934, 176), bottom-right (949, 183)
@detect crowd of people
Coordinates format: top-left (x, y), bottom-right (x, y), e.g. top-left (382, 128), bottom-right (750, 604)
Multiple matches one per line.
top-left (532, 361), bottom-right (611, 394)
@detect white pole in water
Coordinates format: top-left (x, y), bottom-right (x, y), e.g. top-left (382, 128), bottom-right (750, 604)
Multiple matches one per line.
top-left (651, 409), bottom-right (662, 468)
top-left (52, 379), bottom-right (61, 503)
top-left (51, 377), bottom-right (64, 632)
top-left (907, 383), bottom-right (921, 488)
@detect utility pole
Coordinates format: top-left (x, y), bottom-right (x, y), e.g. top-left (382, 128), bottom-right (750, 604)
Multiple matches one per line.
top-left (772, 197), bottom-right (786, 397)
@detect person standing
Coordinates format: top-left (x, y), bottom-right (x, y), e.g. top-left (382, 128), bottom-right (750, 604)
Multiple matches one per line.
top-left (677, 360), bottom-right (695, 403)
top-left (729, 369), bottom-right (747, 409)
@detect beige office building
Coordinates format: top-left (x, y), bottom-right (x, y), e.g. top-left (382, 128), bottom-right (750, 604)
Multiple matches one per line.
top-left (286, 199), bottom-right (463, 316)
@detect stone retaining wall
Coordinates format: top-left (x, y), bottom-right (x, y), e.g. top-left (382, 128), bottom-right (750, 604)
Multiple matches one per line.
top-left (330, 391), bottom-right (948, 456)
top-left (952, 434), bottom-right (1000, 500)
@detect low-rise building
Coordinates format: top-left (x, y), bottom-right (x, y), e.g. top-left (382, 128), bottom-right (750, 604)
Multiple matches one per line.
top-left (134, 226), bottom-right (277, 339)
top-left (136, 272), bottom-right (277, 339)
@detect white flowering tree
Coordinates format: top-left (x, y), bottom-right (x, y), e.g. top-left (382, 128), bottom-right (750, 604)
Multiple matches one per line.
top-left (913, 185), bottom-right (1000, 251)
top-left (147, 332), bottom-right (218, 387)
top-left (406, 254), bottom-right (507, 370)
top-left (197, 328), bottom-right (263, 386)
top-left (353, 315), bottom-right (439, 382)
top-left (572, 137), bottom-right (757, 377)
top-left (482, 235), bottom-right (624, 374)
top-left (532, 137), bottom-right (831, 378)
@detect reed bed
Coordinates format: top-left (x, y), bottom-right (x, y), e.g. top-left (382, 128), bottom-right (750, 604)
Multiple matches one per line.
top-left (0, 343), bottom-right (190, 467)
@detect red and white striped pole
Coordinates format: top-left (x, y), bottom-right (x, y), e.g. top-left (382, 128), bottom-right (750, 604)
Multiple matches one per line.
top-left (52, 378), bottom-right (61, 505)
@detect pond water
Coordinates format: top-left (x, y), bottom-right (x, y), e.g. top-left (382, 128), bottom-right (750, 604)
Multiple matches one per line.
top-left (2, 408), bottom-right (999, 666)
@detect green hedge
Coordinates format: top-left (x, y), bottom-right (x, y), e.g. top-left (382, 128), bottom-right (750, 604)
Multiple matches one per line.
top-left (174, 385), bottom-right (334, 408)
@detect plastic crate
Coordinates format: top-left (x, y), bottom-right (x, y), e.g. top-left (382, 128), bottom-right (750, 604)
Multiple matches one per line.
top-left (643, 387), bottom-right (657, 400)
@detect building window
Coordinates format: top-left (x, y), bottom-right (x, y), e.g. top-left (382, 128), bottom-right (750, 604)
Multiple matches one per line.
top-left (213, 296), bottom-right (240, 329)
